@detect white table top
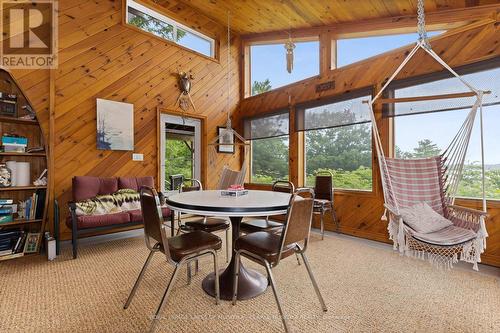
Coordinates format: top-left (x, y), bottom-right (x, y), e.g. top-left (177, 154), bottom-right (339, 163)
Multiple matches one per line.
top-left (165, 190), bottom-right (291, 217)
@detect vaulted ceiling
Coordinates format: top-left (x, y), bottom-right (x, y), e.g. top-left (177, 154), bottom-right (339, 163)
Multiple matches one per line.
top-left (168, 0), bottom-right (499, 34)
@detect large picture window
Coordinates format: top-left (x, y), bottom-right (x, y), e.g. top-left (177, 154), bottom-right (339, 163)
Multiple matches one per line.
top-left (126, 0), bottom-right (215, 58)
top-left (244, 111), bottom-right (290, 184)
top-left (391, 59), bottom-right (500, 200)
top-left (296, 89), bottom-right (373, 190)
top-left (249, 40), bottom-right (319, 96)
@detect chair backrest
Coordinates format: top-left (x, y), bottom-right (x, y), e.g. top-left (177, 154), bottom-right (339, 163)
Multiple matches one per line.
top-left (272, 180), bottom-right (295, 194)
top-left (181, 178), bottom-right (202, 192)
top-left (217, 165), bottom-right (246, 190)
top-left (278, 188), bottom-right (315, 263)
top-left (169, 174), bottom-right (185, 191)
top-left (314, 171), bottom-right (333, 201)
top-left (384, 156), bottom-right (447, 216)
top-left (139, 186), bottom-right (170, 258)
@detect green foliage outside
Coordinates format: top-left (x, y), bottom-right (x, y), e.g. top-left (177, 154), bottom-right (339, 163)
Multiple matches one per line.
top-left (251, 136), bottom-right (289, 183)
top-left (128, 9), bottom-right (185, 42)
top-left (165, 139), bottom-right (193, 189)
top-left (252, 79), bottom-right (272, 96)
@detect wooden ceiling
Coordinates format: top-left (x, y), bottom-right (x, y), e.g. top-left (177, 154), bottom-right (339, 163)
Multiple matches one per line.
top-left (174, 0), bottom-right (499, 34)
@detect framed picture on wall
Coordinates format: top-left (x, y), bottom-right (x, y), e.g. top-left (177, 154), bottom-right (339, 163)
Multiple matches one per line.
top-left (96, 98), bottom-right (134, 151)
top-left (217, 126), bottom-right (234, 154)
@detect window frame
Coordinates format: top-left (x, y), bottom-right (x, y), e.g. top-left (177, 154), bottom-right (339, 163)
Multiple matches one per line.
top-left (297, 87), bottom-right (375, 193)
top-left (387, 57), bottom-right (500, 202)
top-left (245, 109), bottom-right (291, 184)
top-left (124, 0), bottom-right (217, 60)
top-left (243, 35), bottom-right (321, 98)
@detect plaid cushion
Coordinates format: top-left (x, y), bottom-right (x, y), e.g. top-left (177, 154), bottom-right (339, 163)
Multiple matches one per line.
top-left (384, 156), bottom-right (447, 216)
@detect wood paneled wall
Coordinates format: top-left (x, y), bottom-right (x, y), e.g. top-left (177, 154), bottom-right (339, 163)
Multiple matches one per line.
top-left (9, 0), bottom-right (241, 240)
top-left (237, 18), bottom-right (500, 267)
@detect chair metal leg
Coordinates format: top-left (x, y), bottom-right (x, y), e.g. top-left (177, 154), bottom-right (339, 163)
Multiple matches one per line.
top-left (300, 252), bottom-right (327, 312)
top-left (149, 264), bottom-right (181, 333)
top-left (212, 251), bottom-right (220, 305)
top-left (187, 262), bottom-right (192, 285)
top-left (124, 250), bottom-right (155, 309)
top-left (231, 251), bottom-right (241, 305)
top-left (264, 261), bottom-right (290, 333)
top-left (320, 209), bottom-right (325, 240)
top-left (225, 228), bottom-right (230, 263)
top-left (195, 259), bottom-right (199, 274)
top-left (295, 253), bottom-right (301, 265)
top-left (331, 204), bottom-right (339, 232)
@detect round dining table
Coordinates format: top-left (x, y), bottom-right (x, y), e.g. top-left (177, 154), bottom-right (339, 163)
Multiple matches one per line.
top-left (165, 189), bottom-right (291, 300)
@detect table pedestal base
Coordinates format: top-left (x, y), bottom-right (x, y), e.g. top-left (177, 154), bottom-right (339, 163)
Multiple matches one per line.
top-left (202, 216), bottom-right (268, 300)
top-left (202, 263), bottom-right (267, 301)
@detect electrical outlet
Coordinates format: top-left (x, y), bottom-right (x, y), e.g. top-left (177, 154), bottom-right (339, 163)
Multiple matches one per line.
top-left (132, 153), bottom-right (144, 161)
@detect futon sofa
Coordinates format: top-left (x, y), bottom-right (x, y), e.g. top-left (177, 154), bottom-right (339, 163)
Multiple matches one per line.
top-left (68, 176), bottom-right (171, 259)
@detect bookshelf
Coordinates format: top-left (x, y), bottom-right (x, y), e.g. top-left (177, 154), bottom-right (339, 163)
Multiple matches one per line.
top-left (0, 69), bottom-right (49, 262)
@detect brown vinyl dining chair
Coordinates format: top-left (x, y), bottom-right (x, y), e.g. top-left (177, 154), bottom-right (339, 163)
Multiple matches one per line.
top-left (123, 186), bottom-right (221, 333)
top-left (240, 180), bottom-right (295, 234)
top-left (178, 178), bottom-right (231, 266)
top-left (313, 171), bottom-right (337, 239)
top-left (232, 188), bottom-right (327, 333)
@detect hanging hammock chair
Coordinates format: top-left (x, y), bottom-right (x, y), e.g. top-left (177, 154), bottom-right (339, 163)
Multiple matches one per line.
top-left (367, 0), bottom-right (489, 270)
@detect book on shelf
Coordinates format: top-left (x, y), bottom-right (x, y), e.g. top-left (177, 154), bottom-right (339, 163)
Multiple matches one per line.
top-left (0, 200), bottom-right (14, 223)
top-left (0, 229), bottom-right (26, 257)
top-left (0, 214), bottom-right (13, 224)
top-left (22, 189), bottom-right (45, 220)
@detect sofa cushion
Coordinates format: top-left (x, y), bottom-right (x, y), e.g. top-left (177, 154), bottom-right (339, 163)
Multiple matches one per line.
top-left (128, 207), bottom-right (172, 223)
top-left (67, 212), bottom-right (131, 229)
top-left (118, 177), bottom-right (154, 191)
top-left (72, 176), bottom-right (118, 201)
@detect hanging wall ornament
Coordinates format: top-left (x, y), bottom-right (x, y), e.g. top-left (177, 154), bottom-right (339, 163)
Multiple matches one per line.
top-left (175, 70), bottom-right (196, 113)
top-left (284, 34), bottom-right (295, 74)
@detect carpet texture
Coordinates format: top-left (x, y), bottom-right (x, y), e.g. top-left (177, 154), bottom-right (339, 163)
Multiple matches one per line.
top-left (0, 233), bottom-right (499, 333)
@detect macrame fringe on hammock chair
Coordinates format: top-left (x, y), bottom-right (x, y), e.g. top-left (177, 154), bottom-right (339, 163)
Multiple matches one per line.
top-left (367, 0), bottom-right (489, 270)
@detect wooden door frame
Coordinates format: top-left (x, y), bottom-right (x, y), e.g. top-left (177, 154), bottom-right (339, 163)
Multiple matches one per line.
top-left (156, 107), bottom-right (208, 190)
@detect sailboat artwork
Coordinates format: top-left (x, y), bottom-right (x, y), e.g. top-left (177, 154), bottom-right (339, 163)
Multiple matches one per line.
top-left (96, 98), bottom-right (134, 151)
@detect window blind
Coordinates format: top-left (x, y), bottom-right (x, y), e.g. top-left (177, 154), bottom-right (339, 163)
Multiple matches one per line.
top-left (295, 88), bottom-right (373, 132)
top-left (243, 109), bottom-right (289, 140)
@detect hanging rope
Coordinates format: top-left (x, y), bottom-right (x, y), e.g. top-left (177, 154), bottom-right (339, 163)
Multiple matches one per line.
top-left (208, 11), bottom-right (249, 174)
top-left (365, 3), bottom-right (490, 269)
top-left (417, 0), bottom-right (431, 49)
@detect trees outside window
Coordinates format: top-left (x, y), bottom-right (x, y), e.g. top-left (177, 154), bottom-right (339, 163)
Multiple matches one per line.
top-left (126, 0), bottom-right (214, 58)
top-left (251, 137), bottom-right (289, 184)
top-left (305, 124), bottom-right (372, 190)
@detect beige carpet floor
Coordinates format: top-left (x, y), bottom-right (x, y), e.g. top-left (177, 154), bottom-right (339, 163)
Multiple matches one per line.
top-left (0, 232), bottom-right (499, 333)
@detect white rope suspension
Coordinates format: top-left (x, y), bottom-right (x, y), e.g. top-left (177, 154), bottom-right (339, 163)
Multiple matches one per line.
top-left (368, 0), bottom-right (487, 215)
top-left (366, 0), bottom-right (489, 268)
top-left (208, 11), bottom-right (249, 182)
